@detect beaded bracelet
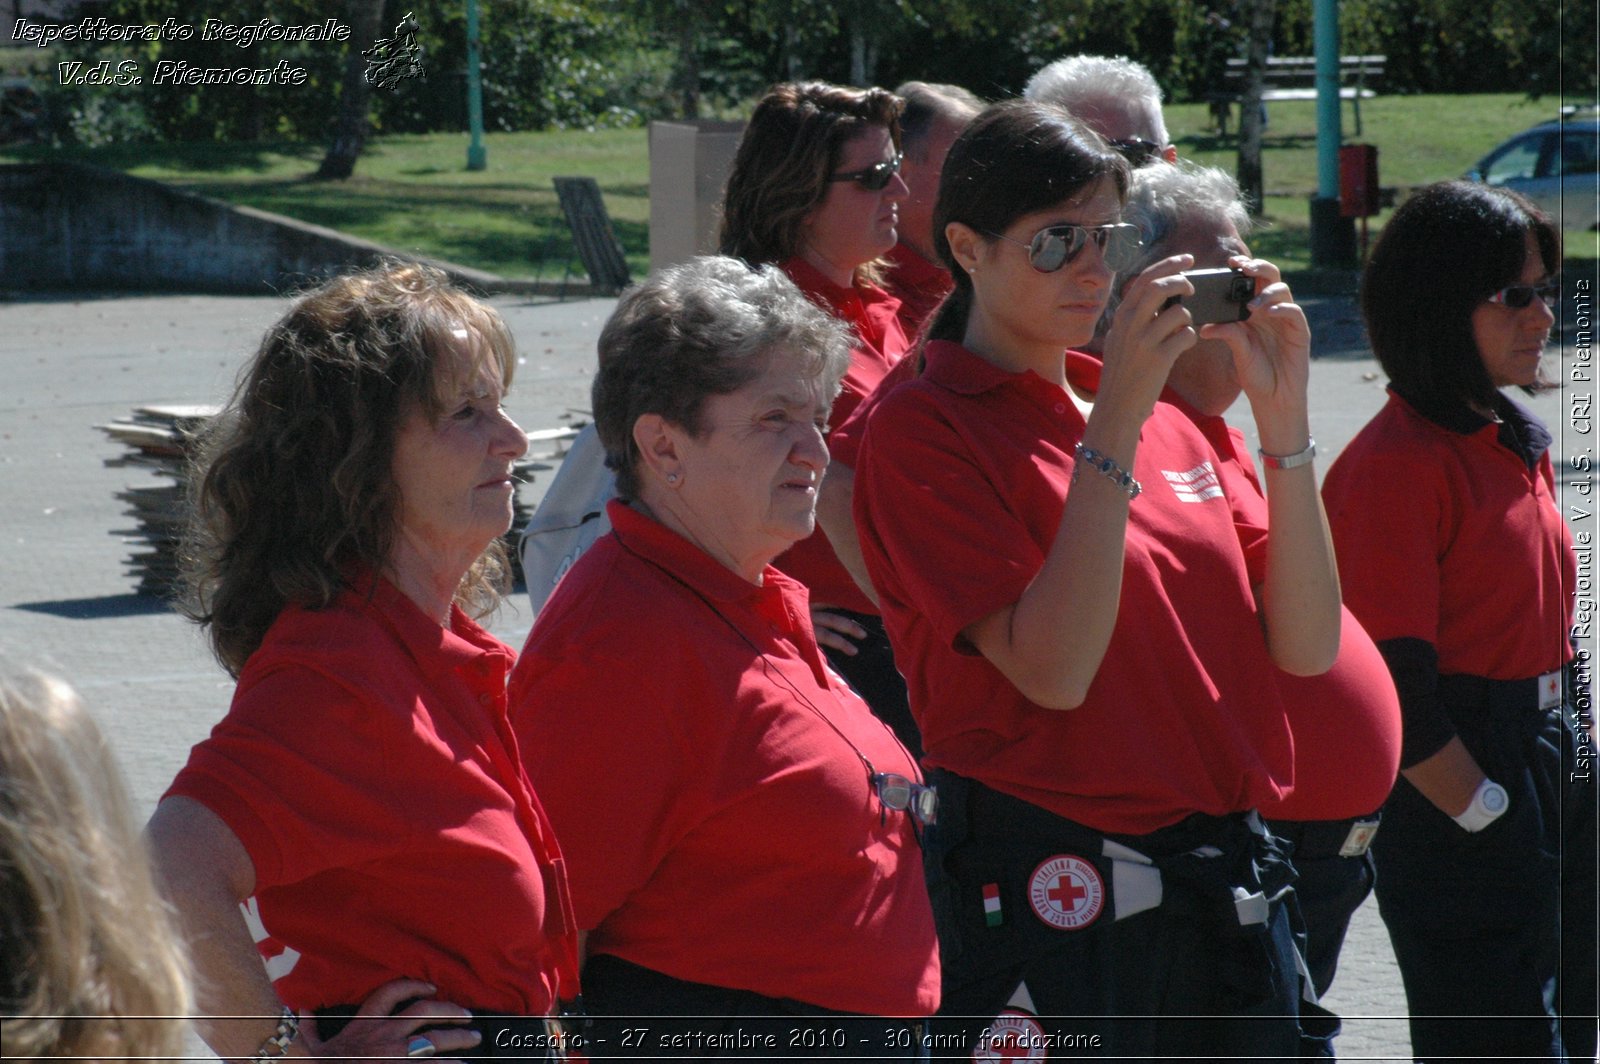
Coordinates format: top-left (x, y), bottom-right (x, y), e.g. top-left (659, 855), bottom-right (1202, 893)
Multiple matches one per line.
top-left (1073, 442), bottom-right (1141, 499)
top-left (249, 1006), bottom-right (299, 1063)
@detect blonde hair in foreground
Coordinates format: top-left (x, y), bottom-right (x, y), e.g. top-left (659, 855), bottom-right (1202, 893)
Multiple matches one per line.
top-left (0, 661), bottom-right (191, 1061)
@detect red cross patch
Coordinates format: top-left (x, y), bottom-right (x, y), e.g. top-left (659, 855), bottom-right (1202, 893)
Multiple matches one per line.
top-left (1027, 854), bottom-right (1104, 930)
top-left (972, 1010), bottom-right (1047, 1063)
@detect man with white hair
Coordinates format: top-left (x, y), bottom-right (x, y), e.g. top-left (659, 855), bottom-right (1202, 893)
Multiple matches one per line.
top-left (1024, 54), bottom-right (1178, 167)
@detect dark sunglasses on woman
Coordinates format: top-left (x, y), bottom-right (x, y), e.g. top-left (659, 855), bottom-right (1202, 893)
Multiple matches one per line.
top-left (830, 152), bottom-right (904, 192)
top-left (985, 223), bottom-right (1144, 274)
top-left (1485, 281), bottom-right (1559, 310)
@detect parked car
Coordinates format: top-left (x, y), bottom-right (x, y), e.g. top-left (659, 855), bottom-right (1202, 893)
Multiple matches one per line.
top-left (1466, 112), bottom-right (1599, 231)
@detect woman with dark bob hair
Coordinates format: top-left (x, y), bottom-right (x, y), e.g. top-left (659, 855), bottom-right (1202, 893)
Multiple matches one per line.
top-left (147, 262), bottom-right (582, 1062)
top-left (509, 255), bottom-right (939, 1056)
top-left (852, 100), bottom-right (1341, 1054)
top-left (1323, 181), bottom-right (1596, 1062)
top-left (719, 81), bottom-right (925, 758)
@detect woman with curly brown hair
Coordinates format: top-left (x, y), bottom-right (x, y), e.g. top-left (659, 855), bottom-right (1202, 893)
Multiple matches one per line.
top-left (146, 262), bottom-right (582, 1062)
top-left (719, 81), bottom-right (923, 757)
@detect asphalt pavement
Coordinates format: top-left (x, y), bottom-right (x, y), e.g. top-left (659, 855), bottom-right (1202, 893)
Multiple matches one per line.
top-left (2, 283), bottom-right (1593, 1062)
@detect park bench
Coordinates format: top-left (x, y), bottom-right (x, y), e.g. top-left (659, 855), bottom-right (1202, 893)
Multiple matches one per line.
top-left (1211, 54), bottom-right (1385, 136)
top-left (551, 175), bottom-right (632, 297)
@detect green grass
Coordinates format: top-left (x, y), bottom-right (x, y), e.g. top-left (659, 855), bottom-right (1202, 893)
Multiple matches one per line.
top-left (1, 130), bottom-right (652, 281)
top-left (4, 93), bottom-right (1593, 290)
top-left (1161, 93), bottom-right (1596, 290)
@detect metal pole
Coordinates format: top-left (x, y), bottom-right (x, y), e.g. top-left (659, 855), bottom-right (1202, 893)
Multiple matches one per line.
top-left (1314, 0), bottom-right (1340, 201)
top-left (1309, 0), bottom-right (1355, 267)
top-left (466, 0), bottom-right (487, 171)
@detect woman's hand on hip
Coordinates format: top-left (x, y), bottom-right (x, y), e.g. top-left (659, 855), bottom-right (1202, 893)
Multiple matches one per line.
top-left (295, 979), bottom-right (480, 1062)
top-left (812, 607), bottom-right (867, 655)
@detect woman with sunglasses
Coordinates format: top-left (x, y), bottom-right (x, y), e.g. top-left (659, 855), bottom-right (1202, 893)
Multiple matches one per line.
top-left (719, 81), bottom-right (924, 758)
top-left (852, 100), bottom-right (1340, 1055)
top-left (508, 256), bottom-right (938, 1056)
top-left (1322, 181), bottom-right (1596, 1063)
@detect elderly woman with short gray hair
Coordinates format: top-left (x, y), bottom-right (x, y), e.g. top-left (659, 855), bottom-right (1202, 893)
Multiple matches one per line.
top-left (508, 255), bottom-right (939, 1057)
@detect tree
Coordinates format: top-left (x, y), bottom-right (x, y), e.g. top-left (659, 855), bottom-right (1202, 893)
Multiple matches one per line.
top-left (317, 0), bottom-right (388, 180)
top-left (1235, 0), bottom-right (1274, 217)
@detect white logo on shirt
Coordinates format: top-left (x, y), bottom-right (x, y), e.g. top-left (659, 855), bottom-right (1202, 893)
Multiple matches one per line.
top-left (1161, 461), bottom-right (1224, 503)
top-left (242, 896), bottom-right (301, 981)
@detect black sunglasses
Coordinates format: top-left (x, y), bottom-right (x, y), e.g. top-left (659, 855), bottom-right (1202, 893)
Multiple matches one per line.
top-left (829, 152), bottom-right (903, 192)
top-left (985, 223), bottom-right (1144, 273)
top-left (1107, 137), bottom-right (1163, 167)
top-left (1485, 281), bottom-right (1559, 310)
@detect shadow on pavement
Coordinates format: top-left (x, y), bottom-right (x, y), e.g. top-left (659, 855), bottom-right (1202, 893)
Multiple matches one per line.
top-left (13, 594), bottom-right (174, 619)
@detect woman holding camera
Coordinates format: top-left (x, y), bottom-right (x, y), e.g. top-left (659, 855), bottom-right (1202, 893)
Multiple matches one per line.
top-left (852, 101), bottom-right (1339, 1055)
top-left (1322, 180), bottom-right (1596, 1063)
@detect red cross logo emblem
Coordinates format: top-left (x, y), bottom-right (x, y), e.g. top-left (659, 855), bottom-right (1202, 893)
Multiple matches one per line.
top-left (972, 1011), bottom-right (1047, 1063)
top-left (1027, 854), bottom-right (1104, 930)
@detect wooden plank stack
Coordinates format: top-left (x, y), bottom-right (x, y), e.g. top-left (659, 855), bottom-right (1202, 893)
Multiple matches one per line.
top-left (97, 404), bottom-right (219, 598)
top-left (96, 405), bottom-right (579, 598)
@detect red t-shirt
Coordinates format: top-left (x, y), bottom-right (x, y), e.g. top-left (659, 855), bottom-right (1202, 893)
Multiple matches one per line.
top-left (854, 342), bottom-right (1294, 835)
top-left (166, 576), bottom-right (578, 1014)
top-left (1167, 391), bottom-right (1402, 820)
top-left (1324, 390), bottom-right (1575, 681)
top-left (883, 242), bottom-right (953, 341)
top-left (829, 348), bottom-right (922, 471)
top-left (510, 501), bottom-right (939, 1017)
top-left (775, 256), bottom-right (910, 613)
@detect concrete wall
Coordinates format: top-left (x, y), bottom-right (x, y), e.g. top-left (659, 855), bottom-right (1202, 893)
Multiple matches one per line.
top-left (0, 161), bottom-right (555, 295)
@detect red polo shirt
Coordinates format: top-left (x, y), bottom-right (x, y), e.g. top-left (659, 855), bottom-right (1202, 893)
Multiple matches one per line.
top-left (1323, 390), bottom-right (1574, 764)
top-left (510, 501), bottom-right (939, 1017)
top-left (854, 341), bottom-right (1294, 835)
top-left (1167, 391), bottom-right (1402, 820)
top-left (776, 256), bottom-right (910, 612)
top-left (883, 241), bottom-right (953, 339)
top-left (167, 576), bottom-right (578, 1014)
top-left (829, 349), bottom-right (921, 471)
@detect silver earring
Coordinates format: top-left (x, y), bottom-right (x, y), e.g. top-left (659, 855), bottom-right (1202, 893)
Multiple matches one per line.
top-left (666, 473), bottom-right (680, 485)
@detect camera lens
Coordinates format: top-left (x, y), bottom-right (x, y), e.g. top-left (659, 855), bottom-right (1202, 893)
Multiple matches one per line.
top-left (1229, 275), bottom-right (1255, 301)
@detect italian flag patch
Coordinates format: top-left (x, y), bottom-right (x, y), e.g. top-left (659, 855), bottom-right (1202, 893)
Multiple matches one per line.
top-left (983, 882), bottom-right (1003, 927)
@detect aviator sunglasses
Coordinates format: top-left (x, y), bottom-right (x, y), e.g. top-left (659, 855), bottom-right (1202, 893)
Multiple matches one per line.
top-left (985, 222), bottom-right (1144, 273)
top-left (829, 151), bottom-right (904, 192)
top-left (1485, 281), bottom-right (1559, 310)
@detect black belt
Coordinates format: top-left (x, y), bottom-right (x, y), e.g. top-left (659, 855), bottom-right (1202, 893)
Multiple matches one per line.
top-left (1268, 811), bottom-right (1382, 860)
top-left (579, 954), bottom-right (927, 1058)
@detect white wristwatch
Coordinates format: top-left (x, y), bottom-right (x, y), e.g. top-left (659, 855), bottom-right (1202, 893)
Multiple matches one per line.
top-left (1452, 778), bottom-right (1509, 832)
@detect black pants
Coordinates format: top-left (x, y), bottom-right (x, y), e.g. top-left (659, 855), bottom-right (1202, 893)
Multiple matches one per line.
top-left (1373, 674), bottom-right (1598, 1063)
top-left (1267, 813), bottom-right (1380, 997)
top-left (577, 954), bottom-right (928, 1060)
top-left (924, 771), bottom-right (1323, 1060)
top-left (821, 609), bottom-right (922, 761)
